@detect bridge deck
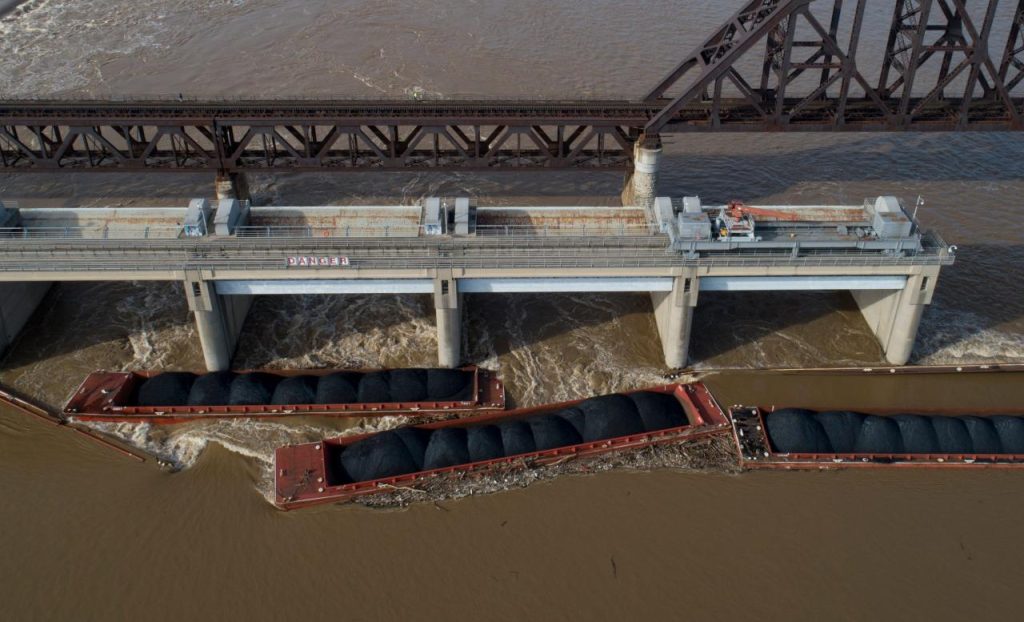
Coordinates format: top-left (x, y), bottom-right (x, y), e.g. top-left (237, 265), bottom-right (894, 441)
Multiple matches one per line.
top-left (1, 97), bottom-right (1019, 127)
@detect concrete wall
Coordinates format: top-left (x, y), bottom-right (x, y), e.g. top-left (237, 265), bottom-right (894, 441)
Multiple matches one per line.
top-left (650, 272), bottom-right (698, 369)
top-left (852, 268), bottom-right (938, 365)
top-left (434, 274), bottom-right (461, 368)
top-left (0, 282), bottom-right (52, 355)
top-left (185, 280), bottom-right (252, 371)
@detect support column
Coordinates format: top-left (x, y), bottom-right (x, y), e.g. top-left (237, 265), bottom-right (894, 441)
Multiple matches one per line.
top-left (650, 272), bottom-right (698, 369)
top-left (852, 269), bottom-right (938, 365)
top-left (0, 282), bottom-right (53, 356)
top-left (215, 172), bottom-right (250, 202)
top-left (185, 280), bottom-right (252, 371)
top-left (434, 275), bottom-right (461, 368)
top-left (621, 136), bottom-right (662, 209)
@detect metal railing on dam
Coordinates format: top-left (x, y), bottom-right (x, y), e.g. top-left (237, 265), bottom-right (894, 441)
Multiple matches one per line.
top-left (233, 223), bottom-right (666, 240)
top-left (0, 231), bottom-right (953, 277)
top-left (0, 225), bottom-right (186, 240)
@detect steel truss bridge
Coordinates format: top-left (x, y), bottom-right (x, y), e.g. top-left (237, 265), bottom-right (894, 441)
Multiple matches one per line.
top-left (2, 0), bottom-right (1023, 174)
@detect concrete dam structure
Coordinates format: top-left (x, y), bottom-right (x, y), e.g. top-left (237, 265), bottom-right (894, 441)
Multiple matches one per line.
top-left (0, 194), bottom-right (952, 370)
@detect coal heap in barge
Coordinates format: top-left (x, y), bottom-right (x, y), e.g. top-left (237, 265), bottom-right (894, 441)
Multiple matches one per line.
top-left (274, 382), bottom-right (729, 509)
top-left (64, 366), bottom-right (505, 423)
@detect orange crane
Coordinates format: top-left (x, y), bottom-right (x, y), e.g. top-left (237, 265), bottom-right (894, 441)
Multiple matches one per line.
top-left (715, 200), bottom-right (801, 241)
top-left (724, 200), bottom-right (800, 221)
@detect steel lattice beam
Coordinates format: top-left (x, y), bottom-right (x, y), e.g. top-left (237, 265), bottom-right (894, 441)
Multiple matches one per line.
top-left (0, 102), bottom-right (644, 172)
top-left (1001, 0), bottom-right (1024, 94)
top-left (2, 0), bottom-right (1024, 175)
top-left (643, 0), bottom-right (815, 133)
top-left (877, 0), bottom-right (1020, 127)
top-left (643, 0), bottom-right (1022, 135)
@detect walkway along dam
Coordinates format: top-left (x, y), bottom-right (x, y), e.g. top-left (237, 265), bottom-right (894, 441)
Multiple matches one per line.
top-left (0, 0), bottom-right (1017, 370)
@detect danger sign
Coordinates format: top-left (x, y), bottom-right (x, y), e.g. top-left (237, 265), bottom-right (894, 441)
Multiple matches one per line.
top-left (287, 256), bottom-right (350, 267)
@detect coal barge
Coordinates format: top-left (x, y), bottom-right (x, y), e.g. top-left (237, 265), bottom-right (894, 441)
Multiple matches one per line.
top-left (64, 366), bottom-right (505, 424)
top-left (275, 382), bottom-right (729, 509)
top-left (731, 405), bottom-right (1024, 469)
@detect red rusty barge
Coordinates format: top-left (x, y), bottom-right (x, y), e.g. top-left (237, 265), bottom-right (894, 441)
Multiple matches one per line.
top-left (64, 366), bottom-right (505, 424)
top-left (730, 405), bottom-right (1024, 470)
top-left (275, 382), bottom-right (730, 510)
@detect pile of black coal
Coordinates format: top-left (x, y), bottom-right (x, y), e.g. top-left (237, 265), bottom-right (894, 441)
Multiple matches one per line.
top-left (187, 371), bottom-right (235, 406)
top-left (136, 372), bottom-right (197, 407)
top-left (271, 375), bottom-right (319, 405)
top-left (579, 395), bottom-right (645, 442)
top-left (423, 428), bottom-right (471, 470)
top-left (815, 411), bottom-right (864, 453)
top-left (229, 373), bottom-right (280, 406)
top-left (893, 415), bottom-right (939, 453)
top-left (335, 389), bottom-right (693, 484)
top-left (357, 371), bottom-right (391, 403)
top-left (932, 416), bottom-right (973, 453)
top-left (339, 430), bottom-right (422, 483)
top-left (764, 409), bottom-right (832, 453)
top-left (466, 425), bottom-right (504, 462)
top-left (497, 420), bottom-right (536, 456)
top-left (629, 391), bottom-right (689, 431)
top-left (135, 367), bottom-right (478, 408)
top-left (315, 372), bottom-right (361, 405)
top-left (529, 415), bottom-right (582, 451)
top-left (425, 369), bottom-right (474, 401)
top-left (854, 416), bottom-right (904, 453)
top-left (961, 416), bottom-right (1002, 453)
top-left (764, 409), bottom-right (1024, 455)
top-left (389, 369), bottom-right (428, 403)
top-left (992, 416), bottom-right (1024, 453)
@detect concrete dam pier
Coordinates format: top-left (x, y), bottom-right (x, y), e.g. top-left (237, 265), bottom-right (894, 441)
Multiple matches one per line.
top-left (0, 195), bottom-right (952, 370)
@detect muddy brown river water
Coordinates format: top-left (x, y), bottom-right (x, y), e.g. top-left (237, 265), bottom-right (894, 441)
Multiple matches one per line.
top-left (1, 1), bottom-right (1023, 619)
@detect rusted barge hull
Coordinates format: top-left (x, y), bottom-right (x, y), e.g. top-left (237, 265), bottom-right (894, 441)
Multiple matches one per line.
top-left (64, 366), bottom-right (504, 424)
top-left (730, 407), bottom-right (1024, 470)
top-left (275, 382), bottom-right (730, 510)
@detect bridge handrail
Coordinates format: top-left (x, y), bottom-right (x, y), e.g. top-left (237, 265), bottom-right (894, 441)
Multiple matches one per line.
top-left (0, 238), bottom-right (954, 272)
top-left (233, 222), bottom-right (665, 239)
top-left (0, 253), bottom-right (955, 273)
top-left (0, 225), bottom-right (185, 240)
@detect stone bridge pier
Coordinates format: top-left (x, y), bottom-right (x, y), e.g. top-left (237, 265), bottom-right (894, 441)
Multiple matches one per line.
top-left (621, 138), bottom-right (662, 210)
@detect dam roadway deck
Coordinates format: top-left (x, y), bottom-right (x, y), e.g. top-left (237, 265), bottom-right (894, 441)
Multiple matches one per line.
top-left (0, 232), bottom-right (951, 280)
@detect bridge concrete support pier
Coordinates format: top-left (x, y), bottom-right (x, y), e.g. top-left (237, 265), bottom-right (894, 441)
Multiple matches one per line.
top-left (434, 275), bottom-right (461, 368)
top-left (185, 280), bottom-right (252, 371)
top-left (852, 269), bottom-right (938, 365)
top-left (621, 138), bottom-right (662, 209)
top-left (215, 172), bottom-right (250, 202)
top-left (0, 282), bottom-right (52, 356)
top-left (650, 272), bottom-right (698, 369)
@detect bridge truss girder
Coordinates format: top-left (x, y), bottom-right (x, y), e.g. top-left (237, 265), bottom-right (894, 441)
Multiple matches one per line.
top-left (644, 0), bottom-right (1023, 134)
top-left (2, 0), bottom-right (1024, 175)
top-left (0, 118), bottom-right (639, 172)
